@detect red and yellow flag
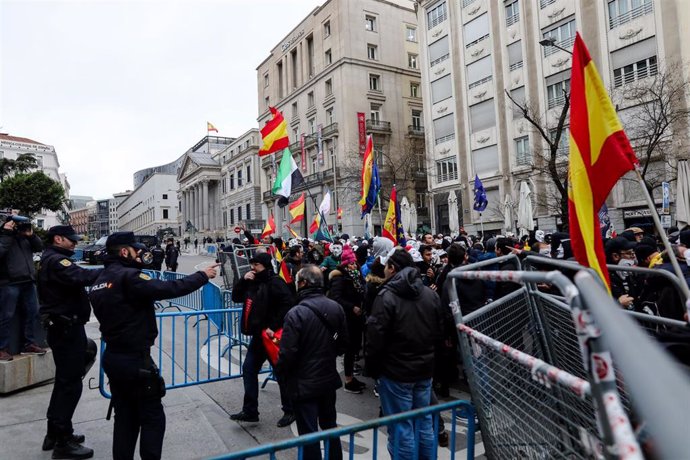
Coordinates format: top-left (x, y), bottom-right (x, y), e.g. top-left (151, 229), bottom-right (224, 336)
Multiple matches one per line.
top-left (259, 107), bottom-right (289, 157)
top-left (207, 121), bottom-right (218, 133)
top-left (337, 207), bottom-right (343, 220)
top-left (568, 32), bottom-right (638, 287)
top-left (261, 213), bottom-right (276, 240)
top-left (309, 213), bottom-right (321, 235)
top-left (289, 192), bottom-right (306, 224)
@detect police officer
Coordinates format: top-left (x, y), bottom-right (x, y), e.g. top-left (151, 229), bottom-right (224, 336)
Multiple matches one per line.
top-left (150, 243), bottom-right (165, 271)
top-left (39, 225), bottom-right (100, 459)
top-left (88, 232), bottom-right (217, 460)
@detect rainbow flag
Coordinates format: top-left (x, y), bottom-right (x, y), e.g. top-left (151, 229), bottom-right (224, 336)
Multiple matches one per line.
top-left (382, 186), bottom-right (405, 246)
top-left (568, 32), bottom-right (638, 287)
top-left (358, 135), bottom-right (380, 217)
top-left (289, 192), bottom-right (306, 224)
top-left (259, 107), bottom-right (289, 157)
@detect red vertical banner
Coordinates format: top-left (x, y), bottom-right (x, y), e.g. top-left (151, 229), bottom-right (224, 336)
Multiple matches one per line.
top-left (357, 112), bottom-right (366, 156)
top-left (300, 133), bottom-right (306, 172)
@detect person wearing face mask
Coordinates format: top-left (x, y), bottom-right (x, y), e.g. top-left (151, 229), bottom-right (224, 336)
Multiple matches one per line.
top-left (604, 237), bottom-right (639, 310)
top-left (320, 242), bottom-right (342, 284)
top-left (89, 232), bottom-right (218, 460)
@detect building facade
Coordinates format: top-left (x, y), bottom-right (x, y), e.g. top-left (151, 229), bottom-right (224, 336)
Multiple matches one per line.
top-left (417, 0), bottom-right (690, 234)
top-left (117, 173), bottom-right (179, 235)
top-left (88, 199), bottom-right (110, 239)
top-left (68, 206), bottom-right (89, 236)
top-left (0, 133), bottom-right (70, 229)
top-left (257, 0), bottom-right (429, 237)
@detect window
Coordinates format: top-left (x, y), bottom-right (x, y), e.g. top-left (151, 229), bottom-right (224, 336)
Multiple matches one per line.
top-left (308, 91), bottom-right (315, 107)
top-left (608, 0), bottom-right (653, 29)
top-left (540, 0), bottom-right (557, 8)
top-left (464, 14), bottom-right (489, 48)
top-left (277, 61), bottom-right (284, 98)
top-left (246, 165), bottom-right (251, 183)
top-left (546, 79), bottom-right (570, 109)
top-left (365, 15), bottom-right (377, 31)
top-left (431, 75), bottom-right (452, 103)
top-left (264, 73), bottom-right (269, 87)
top-left (222, 175), bottom-right (227, 193)
top-left (223, 211), bottom-right (227, 227)
top-left (237, 169), bottom-right (243, 187)
top-left (367, 44), bottom-right (378, 60)
top-left (163, 209), bottom-right (169, 219)
top-left (550, 127), bottom-right (570, 156)
top-left (36, 218), bottom-right (44, 229)
top-left (230, 174), bottom-right (235, 190)
top-left (469, 99), bottom-right (496, 132)
top-left (507, 41), bottom-right (523, 71)
top-left (408, 53), bottom-right (418, 69)
top-left (324, 20), bottom-right (331, 36)
top-left (433, 114), bottom-right (455, 144)
top-left (515, 136), bottom-right (531, 165)
top-left (511, 86), bottom-right (526, 119)
top-left (542, 18), bottom-right (576, 56)
top-left (162, 194), bottom-right (168, 199)
top-left (264, 96), bottom-right (270, 109)
top-left (370, 104), bottom-right (381, 122)
top-left (230, 209), bottom-right (234, 225)
top-left (292, 101), bottom-right (298, 118)
top-left (412, 110), bottom-right (422, 129)
top-left (427, 2), bottom-right (447, 29)
top-left (467, 56), bottom-right (493, 88)
top-left (472, 144), bottom-right (499, 177)
top-left (293, 127), bottom-right (299, 139)
top-left (308, 118), bottom-right (316, 133)
top-left (435, 157), bottom-right (458, 183)
top-left (614, 56), bottom-right (657, 87)
top-left (325, 49), bottom-right (332, 65)
top-left (237, 206), bottom-right (242, 221)
top-left (325, 79), bottom-right (333, 95)
top-left (369, 74), bottom-right (381, 91)
top-left (428, 36), bottom-right (449, 67)
top-left (506, 1), bottom-right (520, 26)
top-left (307, 35), bottom-right (315, 77)
top-left (311, 156), bottom-right (317, 173)
top-left (246, 204), bottom-right (251, 220)
top-left (326, 108), bottom-right (334, 124)
top-left (291, 49), bottom-right (298, 88)
top-left (410, 82), bottom-right (420, 98)
top-left (406, 26), bottom-right (417, 42)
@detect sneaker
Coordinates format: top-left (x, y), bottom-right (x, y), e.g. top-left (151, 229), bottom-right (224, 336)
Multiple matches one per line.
top-left (276, 412), bottom-right (296, 428)
top-left (350, 377), bottom-right (367, 390)
top-left (52, 440), bottom-right (93, 459)
top-left (22, 343), bottom-right (47, 355)
top-left (343, 380), bottom-right (363, 394)
top-left (229, 411), bottom-right (259, 423)
top-left (43, 433), bottom-right (86, 451)
top-left (0, 349), bottom-right (12, 361)
top-left (438, 430), bottom-right (449, 448)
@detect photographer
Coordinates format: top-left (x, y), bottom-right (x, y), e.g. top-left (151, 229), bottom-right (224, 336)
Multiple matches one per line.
top-left (0, 215), bottom-right (45, 361)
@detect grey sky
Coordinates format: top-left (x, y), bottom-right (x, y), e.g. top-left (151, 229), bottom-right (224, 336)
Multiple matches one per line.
top-left (1, 0), bottom-right (322, 198)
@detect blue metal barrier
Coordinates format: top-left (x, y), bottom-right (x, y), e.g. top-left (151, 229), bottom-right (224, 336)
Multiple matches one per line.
top-left (209, 399), bottom-right (476, 460)
top-left (71, 248), bottom-right (84, 262)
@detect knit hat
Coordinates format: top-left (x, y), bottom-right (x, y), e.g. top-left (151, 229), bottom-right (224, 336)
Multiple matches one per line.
top-left (340, 245), bottom-right (357, 265)
top-left (372, 236), bottom-right (394, 261)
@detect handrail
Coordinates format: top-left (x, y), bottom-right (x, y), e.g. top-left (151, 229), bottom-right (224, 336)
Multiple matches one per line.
top-left (574, 271), bottom-right (690, 460)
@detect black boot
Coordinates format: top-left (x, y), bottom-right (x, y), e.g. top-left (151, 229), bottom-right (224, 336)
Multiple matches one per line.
top-left (52, 440), bottom-right (94, 460)
top-left (42, 433), bottom-right (86, 451)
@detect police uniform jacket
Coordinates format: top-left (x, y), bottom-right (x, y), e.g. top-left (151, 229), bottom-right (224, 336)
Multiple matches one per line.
top-left (89, 255), bottom-right (209, 352)
top-left (38, 246), bottom-right (101, 324)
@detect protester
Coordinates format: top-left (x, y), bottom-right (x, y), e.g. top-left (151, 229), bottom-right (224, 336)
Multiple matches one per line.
top-left (605, 237), bottom-right (639, 309)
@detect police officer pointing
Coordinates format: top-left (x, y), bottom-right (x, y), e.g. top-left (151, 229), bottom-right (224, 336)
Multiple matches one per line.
top-left (39, 225), bottom-right (101, 459)
top-left (89, 232), bottom-right (218, 460)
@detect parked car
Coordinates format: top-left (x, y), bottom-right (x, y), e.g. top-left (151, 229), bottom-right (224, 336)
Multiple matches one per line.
top-left (82, 236), bottom-right (107, 265)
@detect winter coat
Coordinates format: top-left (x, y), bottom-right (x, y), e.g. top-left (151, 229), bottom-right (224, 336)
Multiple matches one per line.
top-left (328, 268), bottom-right (364, 317)
top-left (275, 287), bottom-right (349, 401)
top-left (366, 267), bottom-right (444, 382)
top-left (363, 273), bottom-right (385, 316)
top-left (232, 269), bottom-right (294, 336)
top-left (0, 229), bottom-right (42, 286)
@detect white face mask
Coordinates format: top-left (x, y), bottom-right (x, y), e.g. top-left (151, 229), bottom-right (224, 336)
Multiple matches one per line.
top-left (556, 246), bottom-right (564, 259)
top-left (618, 258), bottom-right (636, 267)
top-left (539, 247), bottom-right (552, 257)
top-left (330, 245), bottom-right (342, 257)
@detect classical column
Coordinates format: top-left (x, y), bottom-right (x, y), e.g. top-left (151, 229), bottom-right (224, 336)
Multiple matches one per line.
top-left (184, 190), bottom-right (190, 229)
top-left (202, 180), bottom-right (209, 231)
top-left (195, 184), bottom-right (201, 231)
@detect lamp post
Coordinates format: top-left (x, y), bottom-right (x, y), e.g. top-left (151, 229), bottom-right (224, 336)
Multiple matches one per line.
top-left (539, 37), bottom-right (573, 55)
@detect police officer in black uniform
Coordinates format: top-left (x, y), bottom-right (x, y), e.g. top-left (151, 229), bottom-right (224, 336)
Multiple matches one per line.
top-left (88, 232), bottom-right (218, 460)
top-left (39, 225), bottom-right (100, 459)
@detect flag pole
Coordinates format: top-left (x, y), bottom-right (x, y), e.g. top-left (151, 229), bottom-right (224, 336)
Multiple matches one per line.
top-left (480, 212), bottom-right (484, 238)
top-left (376, 194), bottom-right (383, 237)
top-left (634, 169), bottom-right (690, 304)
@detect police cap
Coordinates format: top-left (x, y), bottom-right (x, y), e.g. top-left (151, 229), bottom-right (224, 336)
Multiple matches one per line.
top-left (47, 225), bottom-right (82, 242)
top-left (106, 231), bottom-right (136, 249)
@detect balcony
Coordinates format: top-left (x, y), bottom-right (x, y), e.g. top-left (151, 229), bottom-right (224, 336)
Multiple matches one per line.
top-left (366, 119), bottom-right (391, 133)
top-left (289, 141), bottom-right (301, 152)
top-left (262, 168), bottom-right (340, 201)
top-left (408, 125), bottom-right (425, 137)
top-left (321, 122), bottom-right (339, 138)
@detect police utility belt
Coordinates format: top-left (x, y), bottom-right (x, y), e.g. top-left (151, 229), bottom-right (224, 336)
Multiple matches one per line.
top-left (41, 313), bottom-right (79, 331)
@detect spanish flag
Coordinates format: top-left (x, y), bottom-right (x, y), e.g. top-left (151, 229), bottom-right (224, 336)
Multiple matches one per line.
top-left (285, 224), bottom-right (300, 239)
top-left (358, 135), bottom-right (380, 217)
top-left (568, 33), bottom-right (638, 287)
top-left (274, 249), bottom-right (293, 284)
top-left (261, 213), bottom-right (276, 240)
top-left (309, 213), bottom-right (320, 235)
top-left (382, 186), bottom-right (405, 246)
top-left (259, 107), bottom-right (289, 157)
top-left (207, 122), bottom-right (218, 133)
top-left (289, 192), bottom-right (306, 224)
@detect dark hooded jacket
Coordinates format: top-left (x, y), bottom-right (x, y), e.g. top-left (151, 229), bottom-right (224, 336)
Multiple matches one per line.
top-left (365, 266), bottom-right (444, 382)
top-left (232, 268), bottom-right (294, 335)
top-left (0, 229), bottom-right (42, 286)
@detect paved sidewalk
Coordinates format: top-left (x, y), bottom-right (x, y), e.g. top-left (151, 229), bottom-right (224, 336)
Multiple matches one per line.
top-left (0, 321), bottom-right (258, 460)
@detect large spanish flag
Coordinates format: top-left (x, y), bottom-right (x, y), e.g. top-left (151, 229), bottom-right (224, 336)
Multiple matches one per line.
top-left (382, 186), bottom-right (405, 246)
top-left (259, 107), bottom-right (289, 157)
top-left (261, 213), bottom-right (276, 240)
top-left (289, 192), bottom-right (306, 224)
top-left (568, 32), bottom-right (638, 286)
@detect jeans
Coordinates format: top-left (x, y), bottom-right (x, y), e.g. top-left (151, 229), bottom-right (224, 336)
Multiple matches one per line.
top-left (0, 282), bottom-right (39, 350)
top-left (46, 323), bottom-right (86, 439)
top-left (242, 335), bottom-right (292, 417)
top-left (293, 391), bottom-right (342, 460)
top-left (378, 377), bottom-right (434, 460)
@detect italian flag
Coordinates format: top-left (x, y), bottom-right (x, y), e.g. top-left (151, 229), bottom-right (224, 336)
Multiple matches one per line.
top-left (272, 148), bottom-right (304, 207)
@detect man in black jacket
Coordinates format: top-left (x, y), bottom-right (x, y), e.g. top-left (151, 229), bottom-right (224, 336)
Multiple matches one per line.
top-left (366, 249), bottom-right (444, 460)
top-left (89, 232), bottom-right (217, 460)
top-left (0, 217), bottom-right (45, 361)
top-left (230, 252), bottom-right (296, 427)
top-left (39, 225), bottom-right (102, 459)
top-left (275, 265), bottom-right (348, 460)
top-left (164, 238), bottom-right (179, 272)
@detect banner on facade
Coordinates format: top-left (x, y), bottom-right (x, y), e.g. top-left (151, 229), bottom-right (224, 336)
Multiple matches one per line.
top-left (357, 112), bottom-right (366, 156)
top-left (300, 133), bottom-right (306, 172)
top-left (662, 181), bottom-right (670, 215)
top-left (317, 124), bottom-right (324, 166)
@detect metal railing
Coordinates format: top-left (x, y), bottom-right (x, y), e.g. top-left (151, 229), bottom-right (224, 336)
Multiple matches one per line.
top-left (408, 125), bottom-right (424, 136)
top-left (210, 399), bottom-right (477, 460)
top-left (613, 60), bottom-right (658, 88)
top-left (434, 133), bottom-right (455, 145)
top-left (544, 35), bottom-right (575, 57)
top-left (609, 1), bottom-right (653, 29)
top-left (366, 119), bottom-right (391, 132)
top-left (468, 75), bottom-right (492, 89)
top-left (465, 33), bottom-right (489, 50)
top-left (430, 53), bottom-right (449, 67)
top-left (462, 0), bottom-right (477, 8)
top-left (509, 60), bottom-right (523, 71)
top-left (540, 0), bottom-right (557, 8)
top-left (506, 12), bottom-right (519, 27)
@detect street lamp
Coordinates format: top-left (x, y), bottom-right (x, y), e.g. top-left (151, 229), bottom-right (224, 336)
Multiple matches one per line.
top-left (539, 37), bottom-right (573, 55)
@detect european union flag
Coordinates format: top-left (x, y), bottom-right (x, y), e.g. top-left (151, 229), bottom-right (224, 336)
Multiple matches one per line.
top-left (473, 175), bottom-right (488, 212)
